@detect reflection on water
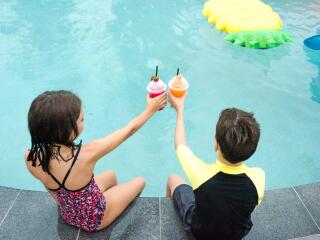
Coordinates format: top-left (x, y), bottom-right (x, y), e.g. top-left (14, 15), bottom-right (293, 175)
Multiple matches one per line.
top-left (0, 1), bottom-right (33, 69)
top-left (66, 0), bottom-right (119, 82)
top-left (305, 47), bottom-right (320, 103)
top-left (304, 23), bottom-right (320, 103)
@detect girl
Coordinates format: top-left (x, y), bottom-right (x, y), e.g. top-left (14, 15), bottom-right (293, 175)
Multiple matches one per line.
top-left (25, 90), bottom-right (167, 232)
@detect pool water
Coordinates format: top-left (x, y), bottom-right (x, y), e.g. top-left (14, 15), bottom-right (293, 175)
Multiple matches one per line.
top-left (0, 0), bottom-right (319, 196)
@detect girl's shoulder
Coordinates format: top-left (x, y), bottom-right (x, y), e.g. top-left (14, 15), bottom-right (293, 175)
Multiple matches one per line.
top-left (24, 150), bottom-right (32, 168)
top-left (76, 143), bottom-right (99, 165)
top-left (24, 150), bottom-right (45, 180)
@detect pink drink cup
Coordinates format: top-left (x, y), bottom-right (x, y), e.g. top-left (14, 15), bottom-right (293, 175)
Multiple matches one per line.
top-left (149, 90), bottom-right (166, 98)
top-left (146, 85), bottom-right (167, 98)
top-left (146, 84), bottom-right (167, 110)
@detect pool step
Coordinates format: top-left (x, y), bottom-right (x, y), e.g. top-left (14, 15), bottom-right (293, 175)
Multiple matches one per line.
top-left (0, 183), bottom-right (320, 239)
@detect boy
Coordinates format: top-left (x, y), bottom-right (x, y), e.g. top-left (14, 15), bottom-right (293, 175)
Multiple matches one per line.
top-left (166, 93), bottom-right (265, 240)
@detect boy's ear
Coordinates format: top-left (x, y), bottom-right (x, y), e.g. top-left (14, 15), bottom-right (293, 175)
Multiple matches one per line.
top-left (214, 137), bottom-right (219, 152)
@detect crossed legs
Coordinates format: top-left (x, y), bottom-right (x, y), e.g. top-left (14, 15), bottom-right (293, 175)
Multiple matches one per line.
top-left (95, 171), bottom-right (145, 231)
top-left (94, 172), bottom-right (185, 231)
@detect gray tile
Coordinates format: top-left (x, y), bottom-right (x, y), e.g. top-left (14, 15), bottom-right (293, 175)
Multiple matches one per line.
top-left (290, 234), bottom-right (320, 240)
top-left (0, 190), bottom-right (78, 240)
top-left (1, 184), bottom-right (320, 240)
top-left (245, 188), bottom-right (320, 240)
top-left (0, 187), bottom-right (20, 226)
top-left (160, 198), bottom-right (193, 240)
top-left (294, 183), bottom-right (320, 229)
top-left (79, 197), bottom-right (160, 240)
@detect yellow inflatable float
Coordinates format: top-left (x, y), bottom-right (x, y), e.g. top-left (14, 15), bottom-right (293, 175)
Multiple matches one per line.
top-left (203, 0), bottom-right (291, 49)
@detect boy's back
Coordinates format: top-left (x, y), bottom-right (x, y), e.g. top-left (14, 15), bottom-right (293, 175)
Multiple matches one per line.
top-left (177, 145), bottom-right (265, 239)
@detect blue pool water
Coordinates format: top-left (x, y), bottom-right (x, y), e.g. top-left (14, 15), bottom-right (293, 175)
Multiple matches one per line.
top-left (0, 0), bottom-right (319, 196)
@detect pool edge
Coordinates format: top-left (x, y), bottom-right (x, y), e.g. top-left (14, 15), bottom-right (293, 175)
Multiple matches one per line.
top-left (0, 182), bottom-right (320, 239)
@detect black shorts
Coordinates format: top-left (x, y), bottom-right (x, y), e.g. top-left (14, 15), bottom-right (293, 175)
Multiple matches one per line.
top-left (172, 184), bottom-right (196, 237)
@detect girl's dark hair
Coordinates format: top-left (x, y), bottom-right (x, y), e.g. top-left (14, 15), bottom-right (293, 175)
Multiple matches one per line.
top-left (27, 90), bottom-right (82, 173)
top-left (216, 108), bottom-right (260, 164)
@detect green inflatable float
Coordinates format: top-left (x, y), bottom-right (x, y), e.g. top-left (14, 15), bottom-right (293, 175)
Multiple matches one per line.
top-left (203, 0), bottom-right (292, 49)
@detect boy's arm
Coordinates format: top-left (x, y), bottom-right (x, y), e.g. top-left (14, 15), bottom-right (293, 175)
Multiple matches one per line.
top-left (169, 93), bottom-right (215, 189)
top-left (175, 105), bottom-right (187, 148)
top-left (85, 93), bottom-right (167, 163)
top-left (176, 145), bottom-right (217, 189)
top-left (168, 92), bottom-right (187, 148)
top-left (246, 168), bottom-right (266, 206)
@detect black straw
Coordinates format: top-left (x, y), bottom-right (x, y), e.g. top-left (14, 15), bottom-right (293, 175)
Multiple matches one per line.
top-left (176, 68), bottom-right (179, 76)
top-left (155, 65), bottom-right (158, 77)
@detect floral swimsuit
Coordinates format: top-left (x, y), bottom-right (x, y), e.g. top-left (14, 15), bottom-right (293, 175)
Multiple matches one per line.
top-left (47, 142), bottom-right (106, 232)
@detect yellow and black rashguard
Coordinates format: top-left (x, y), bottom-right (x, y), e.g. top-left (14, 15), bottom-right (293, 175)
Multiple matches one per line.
top-left (176, 145), bottom-right (265, 240)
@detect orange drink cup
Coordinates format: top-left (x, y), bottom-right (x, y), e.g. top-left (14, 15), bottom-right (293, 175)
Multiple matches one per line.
top-left (168, 75), bottom-right (189, 98)
top-left (170, 88), bottom-right (186, 98)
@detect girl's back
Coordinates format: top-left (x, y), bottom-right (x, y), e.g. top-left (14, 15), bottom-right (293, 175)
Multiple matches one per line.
top-left (25, 143), bottom-right (94, 192)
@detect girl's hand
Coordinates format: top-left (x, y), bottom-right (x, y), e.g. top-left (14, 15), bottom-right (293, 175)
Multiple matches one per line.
top-left (168, 92), bottom-right (187, 112)
top-left (146, 93), bottom-right (167, 112)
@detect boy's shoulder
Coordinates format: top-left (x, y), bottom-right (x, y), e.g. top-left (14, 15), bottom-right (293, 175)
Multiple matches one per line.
top-left (244, 166), bottom-right (265, 185)
top-left (245, 166), bottom-right (265, 178)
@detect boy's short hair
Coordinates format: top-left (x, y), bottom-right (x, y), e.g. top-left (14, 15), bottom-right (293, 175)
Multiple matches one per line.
top-left (216, 108), bottom-right (260, 164)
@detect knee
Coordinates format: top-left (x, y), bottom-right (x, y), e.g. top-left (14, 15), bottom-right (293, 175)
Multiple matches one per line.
top-left (108, 170), bottom-right (117, 183)
top-left (167, 174), bottom-right (185, 190)
top-left (108, 170), bottom-right (116, 177)
top-left (134, 177), bottom-right (146, 188)
top-left (167, 174), bottom-right (182, 184)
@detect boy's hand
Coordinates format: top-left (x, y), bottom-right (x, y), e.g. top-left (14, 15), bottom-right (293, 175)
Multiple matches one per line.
top-left (168, 92), bottom-right (187, 112)
top-left (146, 93), bottom-right (167, 113)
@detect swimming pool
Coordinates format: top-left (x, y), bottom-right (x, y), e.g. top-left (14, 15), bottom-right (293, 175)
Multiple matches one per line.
top-left (0, 0), bottom-right (319, 196)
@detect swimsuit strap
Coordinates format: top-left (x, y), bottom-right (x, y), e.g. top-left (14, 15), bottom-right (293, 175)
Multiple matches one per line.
top-left (48, 171), bottom-right (63, 187)
top-left (61, 140), bottom-right (82, 187)
top-left (48, 140), bottom-right (82, 189)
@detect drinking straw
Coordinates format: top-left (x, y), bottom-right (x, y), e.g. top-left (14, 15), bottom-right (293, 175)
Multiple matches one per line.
top-left (155, 65), bottom-right (158, 77)
top-left (176, 68), bottom-right (179, 76)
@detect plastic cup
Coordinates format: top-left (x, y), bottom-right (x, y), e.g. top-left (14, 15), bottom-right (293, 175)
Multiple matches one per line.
top-left (168, 78), bottom-right (189, 98)
top-left (146, 84), bottom-right (167, 98)
top-left (146, 82), bottom-right (167, 110)
top-left (148, 89), bottom-right (166, 98)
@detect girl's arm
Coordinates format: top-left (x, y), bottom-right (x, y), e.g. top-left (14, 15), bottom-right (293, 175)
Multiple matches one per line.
top-left (85, 93), bottom-right (167, 162)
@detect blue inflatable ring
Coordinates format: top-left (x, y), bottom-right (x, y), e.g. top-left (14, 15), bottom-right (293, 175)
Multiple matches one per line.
top-left (304, 35), bottom-right (320, 50)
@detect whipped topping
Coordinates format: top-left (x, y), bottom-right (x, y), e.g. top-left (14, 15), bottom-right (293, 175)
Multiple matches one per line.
top-left (147, 78), bottom-right (167, 92)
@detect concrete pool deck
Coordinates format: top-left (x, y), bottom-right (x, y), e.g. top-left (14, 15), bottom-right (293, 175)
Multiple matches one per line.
top-left (0, 183), bottom-right (320, 240)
